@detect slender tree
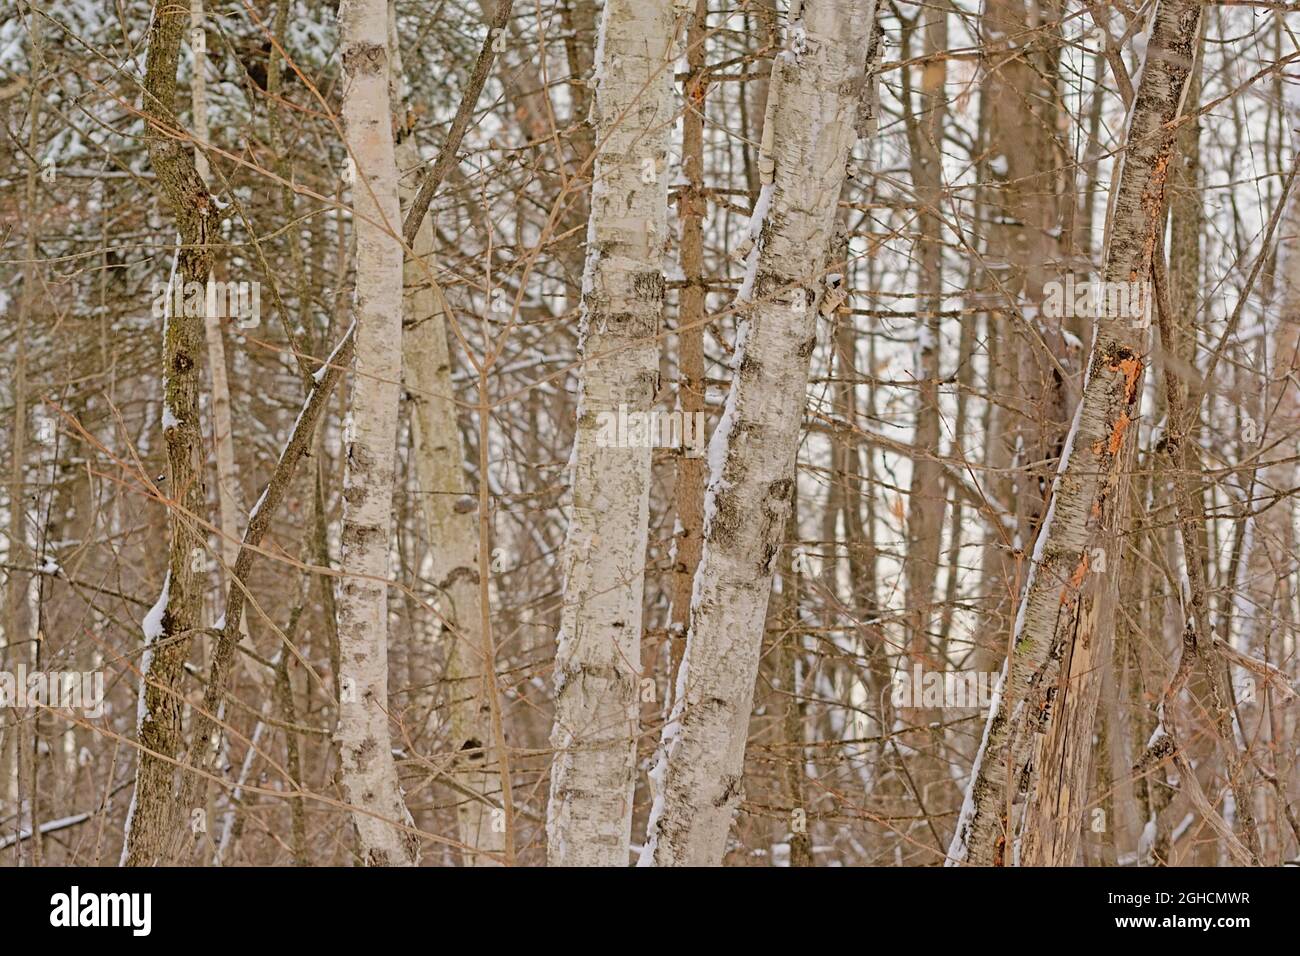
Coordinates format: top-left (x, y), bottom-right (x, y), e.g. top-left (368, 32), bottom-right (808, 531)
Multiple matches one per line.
top-left (641, 0), bottom-right (882, 867)
top-left (545, 0), bottom-right (678, 867)
top-left (121, 0), bottom-right (214, 868)
top-left (335, 0), bottom-right (418, 866)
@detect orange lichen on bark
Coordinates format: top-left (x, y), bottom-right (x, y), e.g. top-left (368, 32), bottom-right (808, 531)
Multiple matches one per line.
top-left (1108, 412), bottom-right (1131, 455)
top-left (1137, 154), bottom-right (1172, 266)
top-left (1113, 355), bottom-right (1143, 404)
top-left (1060, 550), bottom-right (1089, 605)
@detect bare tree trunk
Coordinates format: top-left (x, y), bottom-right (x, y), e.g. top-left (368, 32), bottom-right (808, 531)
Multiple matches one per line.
top-left (191, 0), bottom-right (240, 579)
top-left (949, 0), bottom-right (1203, 867)
top-left (2, 1), bottom-right (42, 853)
top-left (545, 0), bottom-right (677, 867)
top-left (899, 0), bottom-right (951, 826)
top-left (121, 0), bottom-right (213, 867)
top-left (901, 0), bottom-right (946, 672)
top-left (640, 0), bottom-right (881, 867)
top-left (668, 0), bottom-right (710, 709)
top-left (772, 486), bottom-right (811, 866)
top-left (1026, 16), bottom-right (1261, 867)
top-left (396, 121), bottom-right (503, 866)
top-left (335, 0), bottom-right (418, 867)
top-left (1246, 154), bottom-right (1300, 861)
top-left (1123, 33), bottom-right (1200, 868)
top-left (976, 0), bottom-right (1071, 681)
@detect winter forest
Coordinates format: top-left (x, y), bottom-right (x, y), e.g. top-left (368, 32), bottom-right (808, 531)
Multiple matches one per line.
top-left (1, 0), bottom-right (1298, 870)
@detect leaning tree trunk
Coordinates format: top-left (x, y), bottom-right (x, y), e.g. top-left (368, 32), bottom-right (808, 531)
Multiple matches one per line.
top-left (544, 0), bottom-right (676, 867)
top-left (121, 0), bottom-right (213, 867)
top-left (947, 0), bottom-right (1203, 866)
top-left (639, 0), bottom-right (881, 867)
top-left (335, 0), bottom-right (418, 867)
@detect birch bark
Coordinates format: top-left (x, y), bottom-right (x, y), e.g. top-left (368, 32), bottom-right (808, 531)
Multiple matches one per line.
top-left (1023, 24), bottom-right (1210, 867)
top-left (396, 126), bottom-right (504, 865)
top-left (668, 0), bottom-right (710, 709)
top-left (544, 0), bottom-right (677, 867)
top-left (948, 0), bottom-right (1203, 866)
top-left (640, 0), bottom-right (881, 867)
top-left (336, 0), bottom-right (418, 866)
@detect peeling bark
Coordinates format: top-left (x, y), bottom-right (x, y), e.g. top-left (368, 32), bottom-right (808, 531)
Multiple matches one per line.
top-left (949, 0), bottom-right (1203, 867)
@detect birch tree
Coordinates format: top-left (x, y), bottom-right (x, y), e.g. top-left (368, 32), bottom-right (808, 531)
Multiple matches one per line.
top-left (335, 0), bottom-right (418, 867)
top-left (391, 23), bottom-right (503, 864)
top-left (669, 0), bottom-right (710, 711)
top-left (948, 0), bottom-right (1204, 866)
top-left (545, 0), bottom-right (677, 867)
top-left (640, 0), bottom-right (882, 867)
top-left (10, 0), bottom-right (1300, 873)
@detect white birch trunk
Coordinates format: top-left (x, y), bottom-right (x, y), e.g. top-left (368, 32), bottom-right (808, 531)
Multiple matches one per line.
top-left (395, 128), bottom-right (505, 864)
top-left (948, 0), bottom-right (1203, 866)
top-left (639, 0), bottom-right (880, 867)
top-left (336, 0), bottom-right (418, 866)
top-left (545, 0), bottom-right (677, 868)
